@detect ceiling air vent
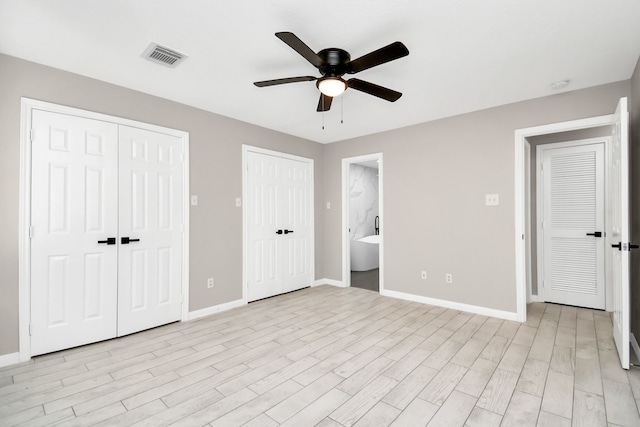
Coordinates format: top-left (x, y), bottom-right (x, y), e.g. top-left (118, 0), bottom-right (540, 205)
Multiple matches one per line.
top-left (142, 43), bottom-right (187, 68)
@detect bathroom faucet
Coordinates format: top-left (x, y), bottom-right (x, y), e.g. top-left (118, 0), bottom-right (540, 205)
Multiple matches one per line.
top-left (375, 216), bottom-right (379, 235)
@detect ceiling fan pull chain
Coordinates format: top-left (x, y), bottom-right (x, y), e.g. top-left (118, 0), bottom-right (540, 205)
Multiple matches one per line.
top-left (341, 96), bottom-right (344, 124)
top-left (322, 97), bottom-right (325, 130)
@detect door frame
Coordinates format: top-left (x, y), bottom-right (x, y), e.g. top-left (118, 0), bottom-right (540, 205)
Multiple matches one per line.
top-left (341, 153), bottom-right (384, 291)
top-left (514, 113), bottom-right (615, 322)
top-left (18, 98), bottom-right (190, 362)
top-left (535, 138), bottom-right (610, 309)
top-left (241, 145), bottom-right (315, 303)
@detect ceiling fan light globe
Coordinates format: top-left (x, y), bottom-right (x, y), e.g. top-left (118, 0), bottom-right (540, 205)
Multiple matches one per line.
top-left (318, 78), bottom-right (347, 97)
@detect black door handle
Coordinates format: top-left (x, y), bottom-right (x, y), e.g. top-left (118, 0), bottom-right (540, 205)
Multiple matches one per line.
top-left (276, 230), bottom-right (283, 235)
top-left (612, 242), bottom-right (639, 251)
top-left (98, 237), bottom-right (116, 245)
top-left (586, 232), bottom-right (602, 237)
top-left (284, 229), bottom-right (294, 234)
top-left (121, 237), bottom-right (140, 244)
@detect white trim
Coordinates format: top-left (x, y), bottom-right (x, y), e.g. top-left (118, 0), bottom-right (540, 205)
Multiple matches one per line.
top-left (241, 145), bottom-right (315, 304)
top-left (313, 279), bottom-right (347, 288)
top-left (515, 113), bottom-right (615, 323)
top-left (631, 333), bottom-right (640, 365)
top-left (341, 153), bottom-right (384, 292)
top-left (18, 98), bottom-right (190, 362)
top-left (182, 131), bottom-right (191, 322)
top-left (0, 352), bottom-right (21, 368)
top-left (525, 140), bottom-right (534, 303)
top-left (187, 299), bottom-right (246, 321)
top-left (18, 99), bottom-right (33, 362)
top-left (381, 289), bottom-right (518, 321)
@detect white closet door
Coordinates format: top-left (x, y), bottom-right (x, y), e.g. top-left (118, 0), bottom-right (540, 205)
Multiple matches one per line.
top-left (246, 150), bottom-right (313, 302)
top-left (281, 157), bottom-right (313, 293)
top-left (542, 142), bottom-right (605, 309)
top-left (30, 110), bottom-right (119, 356)
top-left (117, 126), bottom-right (184, 336)
top-left (247, 152), bottom-right (283, 301)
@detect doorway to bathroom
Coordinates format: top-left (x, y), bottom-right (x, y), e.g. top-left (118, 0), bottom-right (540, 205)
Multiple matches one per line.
top-left (342, 153), bottom-right (383, 293)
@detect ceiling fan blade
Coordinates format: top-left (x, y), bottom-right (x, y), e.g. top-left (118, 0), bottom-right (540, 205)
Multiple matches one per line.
top-left (254, 76), bottom-right (317, 87)
top-left (316, 93), bottom-right (333, 112)
top-left (347, 78), bottom-right (402, 102)
top-left (347, 41), bottom-right (409, 74)
top-left (275, 32), bottom-right (323, 68)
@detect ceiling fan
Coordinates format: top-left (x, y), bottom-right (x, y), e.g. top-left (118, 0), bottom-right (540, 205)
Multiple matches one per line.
top-left (254, 32), bottom-right (409, 112)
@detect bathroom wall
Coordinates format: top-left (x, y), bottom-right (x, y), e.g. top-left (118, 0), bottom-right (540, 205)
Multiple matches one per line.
top-left (349, 164), bottom-right (379, 240)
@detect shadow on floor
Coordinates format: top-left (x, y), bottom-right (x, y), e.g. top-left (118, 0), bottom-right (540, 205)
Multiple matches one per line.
top-left (350, 268), bottom-right (379, 292)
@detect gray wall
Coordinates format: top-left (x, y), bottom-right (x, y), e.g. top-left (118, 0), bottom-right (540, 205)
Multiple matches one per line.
top-left (527, 126), bottom-right (611, 296)
top-left (0, 54), bottom-right (324, 356)
top-left (630, 56), bottom-right (640, 337)
top-left (323, 81), bottom-right (630, 313)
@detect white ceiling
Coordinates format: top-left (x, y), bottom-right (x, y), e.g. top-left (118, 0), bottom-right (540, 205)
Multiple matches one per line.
top-left (1, 1), bottom-right (639, 144)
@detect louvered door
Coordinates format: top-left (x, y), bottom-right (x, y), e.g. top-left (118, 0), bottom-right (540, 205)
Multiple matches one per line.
top-left (541, 141), bottom-right (605, 309)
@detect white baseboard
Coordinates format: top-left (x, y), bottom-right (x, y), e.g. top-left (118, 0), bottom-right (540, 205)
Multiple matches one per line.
top-left (0, 352), bottom-right (21, 368)
top-left (380, 289), bottom-right (519, 322)
top-left (313, 279), bottom-right (346, 288)
top-left (187, 298), bottom-right (246, 321)
top-left (631, 333), bottom-right (640, 364)
top-left (527, 293), bottom-right (543, 303)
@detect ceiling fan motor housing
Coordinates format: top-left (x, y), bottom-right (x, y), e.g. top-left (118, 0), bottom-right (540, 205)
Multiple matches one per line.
top-left (318, 48), bottom-right (350, 77)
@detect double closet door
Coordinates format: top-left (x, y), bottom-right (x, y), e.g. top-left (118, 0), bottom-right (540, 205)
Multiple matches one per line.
top-left (246, 150), bottom-right (313, 302)
top-left (30, 109), bottom-right (184, 356)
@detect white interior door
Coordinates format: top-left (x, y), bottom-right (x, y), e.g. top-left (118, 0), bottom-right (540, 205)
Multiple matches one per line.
top-left (117, 126), bottom-right (184, 336)
top-left (610, 97), bottom-right (630, 369)
top-left (281, 157), bottom-right (313, 293)
top-left (541, 141), bottom-right (605, 309)
top-left (30, 110), bottom-right (119, 356)
top-left (247, 152), bottom-right (282, 301)
top-left (246, 150), bottom-right (312, 302)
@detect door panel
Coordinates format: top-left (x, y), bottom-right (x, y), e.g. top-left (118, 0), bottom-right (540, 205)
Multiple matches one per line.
top-left (247, 152), bottom-right (282, 301)
top-left (281, 159), bottom-right (312, 292)
top-left (542, 142), bottom-right (605, 309)
top-left (611, 98), bottom-right (630, 369)
top-left (117, 126), bottom-right (183, 336)
top-left (30, 110), bottom-right (119, 356)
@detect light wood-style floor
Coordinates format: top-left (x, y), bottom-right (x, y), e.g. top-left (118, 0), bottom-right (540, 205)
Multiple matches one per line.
top-left (2, 285), bottom-right (640, 426)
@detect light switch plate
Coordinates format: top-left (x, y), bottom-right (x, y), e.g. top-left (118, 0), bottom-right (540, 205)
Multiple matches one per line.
top-left (485, 194), bottom-right (499, 206)
top-left (191, 195), bottom-right (198, 206)
top-left (235, 198), bottom-right (242, 207)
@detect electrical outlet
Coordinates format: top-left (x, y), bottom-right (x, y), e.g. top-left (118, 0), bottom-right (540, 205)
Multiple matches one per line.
top-left (485, 194), bottom-right (499, 206)
top-left (207, 277), bottom-right (214, 288)
top-left (421, 271), bottom-right (427, 280)
top-left (446, 274), bottom-right (453, 284)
